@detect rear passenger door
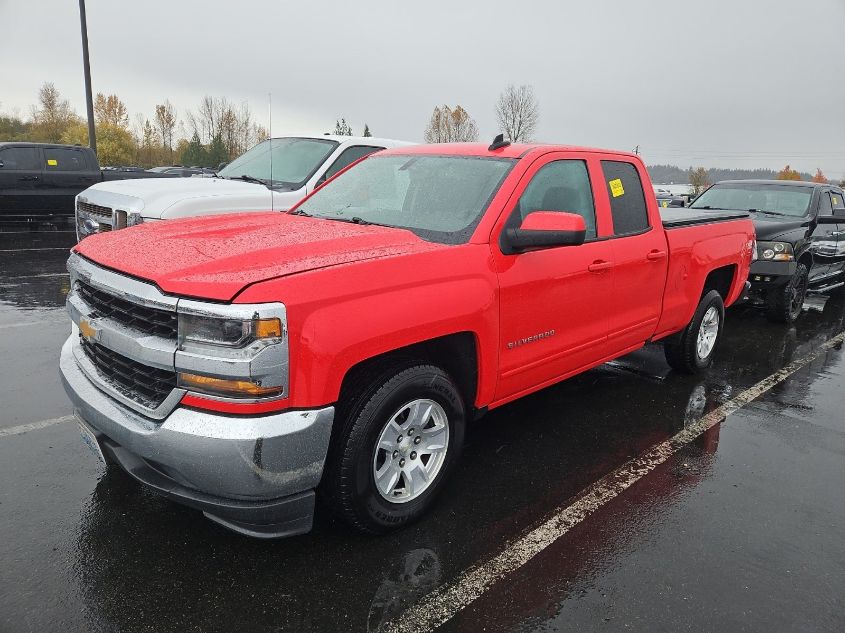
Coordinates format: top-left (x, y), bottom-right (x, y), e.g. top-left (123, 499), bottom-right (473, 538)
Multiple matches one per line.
top-left (312, 145), bottom-right (384, 190)
top-left (43, 146), bottom-right (99, 214)
top-left (0, 146), bottom-right (44, 214)
top-left (600, 160), bottom-right (669, 354)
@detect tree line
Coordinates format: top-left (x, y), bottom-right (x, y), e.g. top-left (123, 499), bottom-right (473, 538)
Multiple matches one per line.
top-left (0, 83), bottom-right (270, 168)
top-left (651, 164), bottom-right (841, 195)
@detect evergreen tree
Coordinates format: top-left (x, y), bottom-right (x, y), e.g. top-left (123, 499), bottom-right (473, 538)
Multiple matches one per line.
top-left (363, 123), bottom-right (372, 137)
top-left (180, 132), bottom-right (207, 167)
top-left (206, 133), bottom-right (228, 168)
top-left (333, 118), bottom-right (353, 136)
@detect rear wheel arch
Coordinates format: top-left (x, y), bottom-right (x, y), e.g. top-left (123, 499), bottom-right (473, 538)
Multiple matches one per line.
top-left (701, 264), bottom-right (737, 303)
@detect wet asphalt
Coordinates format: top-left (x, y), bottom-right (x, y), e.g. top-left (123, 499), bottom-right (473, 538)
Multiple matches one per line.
top-left (0, 230), bottom-right (843, 633)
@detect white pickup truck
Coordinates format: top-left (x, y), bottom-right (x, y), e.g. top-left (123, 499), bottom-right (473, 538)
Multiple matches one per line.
top-left (74, 134), bottom-right (413, 239)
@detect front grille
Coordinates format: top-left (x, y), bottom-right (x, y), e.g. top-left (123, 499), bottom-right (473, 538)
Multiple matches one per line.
top-left (81, 338), bottom-right (176, 409)
top-left (77, 201), bottom-right (113, 220)
top-left (76, 281), bottom-right (178, 339)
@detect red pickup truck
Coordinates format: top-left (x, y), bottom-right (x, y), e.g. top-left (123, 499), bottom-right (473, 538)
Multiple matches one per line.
top-left (61, 140), bottom-right (755, 538)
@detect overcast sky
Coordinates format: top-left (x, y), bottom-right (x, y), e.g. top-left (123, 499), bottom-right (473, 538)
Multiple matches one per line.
top-left (2, 0), bottom-right (844, 177)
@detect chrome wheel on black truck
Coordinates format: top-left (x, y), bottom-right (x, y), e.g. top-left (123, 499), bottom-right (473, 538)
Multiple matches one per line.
top-left (323, 363), bottom-right (465, 534)
top-left (664, 289), bottom-right (725, 374)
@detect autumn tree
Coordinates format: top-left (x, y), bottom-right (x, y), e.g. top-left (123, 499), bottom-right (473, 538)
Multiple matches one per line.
top-left (29, 83), bottom-right (79, 142)
top-left (776, 165), bottom-right (802, 181)
top-left (423, 105), bottom-right (479, 143)
top-left (811, 168), bottom-right (828, 184)
top-left (363, 123), bottom-right (372, 137)
top-left (688, 167), bottom-right (711, 195)
top-left (495, 84), bottom-right (539, 142)
top-left (186, 96), bottom-right (262, 160)
top-left (94, 93), bottom-right (129, 129)
top-left (333, 118), bottom-right (353, 136)
top-left (154, 100), bottom-right (177, 162)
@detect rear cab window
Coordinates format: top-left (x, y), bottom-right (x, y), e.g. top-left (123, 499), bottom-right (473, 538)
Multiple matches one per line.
top-left (600, 160), bottom-right (650, 235)
top-left (44, 147), bottom-right (89, 171)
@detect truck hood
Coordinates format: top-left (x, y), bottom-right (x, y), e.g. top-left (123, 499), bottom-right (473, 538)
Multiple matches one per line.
top-left (750, 213), bottom-right (810, 241)
top-left (81, 177), bottom-right (296, 218)
top-left (74, 212), bottom-right (442, 301)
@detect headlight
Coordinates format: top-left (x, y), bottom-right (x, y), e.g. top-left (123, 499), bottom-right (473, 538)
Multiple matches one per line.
top-left (178, 314), bottom-right (283, 348)
top-left (175, 302), bottom-right (288, 403)
top-left (757, 241), bottom-right (794, 261)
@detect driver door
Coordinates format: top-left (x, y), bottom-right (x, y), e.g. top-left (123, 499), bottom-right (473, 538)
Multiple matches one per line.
top-left (494, 154), bottom-right (614, 403)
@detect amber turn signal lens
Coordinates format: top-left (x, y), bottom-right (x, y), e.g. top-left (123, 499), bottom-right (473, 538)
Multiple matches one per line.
top-left (255, 318), bottom-right (283, 338)
top-left (178, 372), bottom-right (283, 397)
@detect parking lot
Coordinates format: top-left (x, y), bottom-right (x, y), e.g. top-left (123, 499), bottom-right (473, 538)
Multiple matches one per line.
top-left (1, 230), bottom-right (843, 633)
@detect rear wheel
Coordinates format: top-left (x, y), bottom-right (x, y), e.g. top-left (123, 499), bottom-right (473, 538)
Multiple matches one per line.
top-left (766, 263), bottom-right (808, 323)
top-left (324, 364), bottom-right (465, 534)
top-left (664, 289), bottom-right (725, 374)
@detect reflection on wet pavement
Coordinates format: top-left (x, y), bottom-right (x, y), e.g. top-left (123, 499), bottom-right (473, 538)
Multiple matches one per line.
top-left (0, 233), bottom-right (843, 632)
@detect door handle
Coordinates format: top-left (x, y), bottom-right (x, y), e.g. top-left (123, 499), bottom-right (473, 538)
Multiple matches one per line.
top-left (588, 260), bottom-right (613, 273)
top-left (19, 176), bottom-right (39, 181)
top-left (646, 250), bottom-right (667, 261)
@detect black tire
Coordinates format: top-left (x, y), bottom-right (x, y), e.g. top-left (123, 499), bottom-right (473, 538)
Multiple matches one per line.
top-left (664, 289), bottom-right (725, 374)
top-left (323, 363), bottom-right (466, 534)
top-left (766, 263), bottom-right (809, 324)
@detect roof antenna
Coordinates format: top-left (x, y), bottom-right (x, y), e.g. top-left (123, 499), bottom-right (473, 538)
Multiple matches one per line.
top-left (488, 133), bottom-right (511, 151)
top-left (268, 92), bottom-right (274, 213)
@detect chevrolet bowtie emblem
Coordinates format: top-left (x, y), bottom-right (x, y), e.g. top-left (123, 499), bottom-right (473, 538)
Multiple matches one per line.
top-left (79, 318), bottom-right (98, 342)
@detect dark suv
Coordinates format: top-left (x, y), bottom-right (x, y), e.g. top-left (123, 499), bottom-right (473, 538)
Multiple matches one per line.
top-left (689, 180), bottom-right (845, 323)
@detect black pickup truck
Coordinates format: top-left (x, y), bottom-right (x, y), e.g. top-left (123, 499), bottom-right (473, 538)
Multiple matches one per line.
top-left (689, 179), bottom-right (845, 322)
top-left (0, 142), bottom-right (176, 227)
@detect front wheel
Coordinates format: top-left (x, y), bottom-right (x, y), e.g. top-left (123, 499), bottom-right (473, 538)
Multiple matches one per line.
top-left (324, 364), bottom-right (465, 534)
top-left (766, 263), bottom-right (808, 323)
top-left (664, 289), bottom-right (725, 374)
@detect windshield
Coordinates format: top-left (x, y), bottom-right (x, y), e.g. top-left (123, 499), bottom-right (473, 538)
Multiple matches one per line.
top-left (690, 183), bottom-right (813, 217)
top-left (293, 154), bottom-right (516, 244)
top-left (218, 137), bottom-right (339, 188)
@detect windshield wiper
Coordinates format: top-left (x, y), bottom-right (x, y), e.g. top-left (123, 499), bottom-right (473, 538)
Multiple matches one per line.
top-left (290, 209), bottom-right (312, 217)
top-left (692, 205), bottom-right (725, 210)
top-left (229, 174), bottom-right (267, 186)
top-left (748, 209), bottom-right (790, 216)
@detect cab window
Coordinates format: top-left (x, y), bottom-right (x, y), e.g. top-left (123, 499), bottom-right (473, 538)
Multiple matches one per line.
top-left (512, 160), bottom-right (597, 239)
top-left (818, 191), bottom-right (833, 215)
top-left (322, 145), bottom-right (384, 182)
top-left (0, 147), bottom-right (42, 171)
top-left (831, 190), bottom-right (845, 211)
top-left (601, 160), bottom-right (649, 235)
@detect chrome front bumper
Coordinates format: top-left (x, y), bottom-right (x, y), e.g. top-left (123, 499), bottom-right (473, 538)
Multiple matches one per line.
top-left (60, 335), bottom-right (334, 538)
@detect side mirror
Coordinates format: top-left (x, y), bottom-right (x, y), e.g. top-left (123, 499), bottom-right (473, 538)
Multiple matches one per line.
top-left (817, 208), bottom-right (845, 224)
top-left (500, 211), bottom-right (586, 255)
top-left (217, 162), bottom-right (228, 171)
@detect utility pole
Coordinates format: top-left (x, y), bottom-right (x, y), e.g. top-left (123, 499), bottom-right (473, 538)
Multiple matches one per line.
top-left (78, 0), bottom-right (96, 153)
top-left (633, 145), bottom-right (640, 155)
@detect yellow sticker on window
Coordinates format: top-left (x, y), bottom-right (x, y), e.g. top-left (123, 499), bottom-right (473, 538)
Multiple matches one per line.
top-left (661, 200), bottom-right (669, 208)
top-left (609, 178), bottom-right (625, 198)
top-left (834, 196), bottom-right (840, 206)
top-left (47, 159), bottom-right (57, 166)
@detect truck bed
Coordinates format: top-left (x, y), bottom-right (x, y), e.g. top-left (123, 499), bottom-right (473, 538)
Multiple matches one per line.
top-left (660, 208), bottom-right (749, 229)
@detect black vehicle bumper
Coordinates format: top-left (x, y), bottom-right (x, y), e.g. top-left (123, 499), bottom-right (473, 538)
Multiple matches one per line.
top-left (747, 260), bottom-right (796, 300)
top-left (99, 435), bottom-right (316, 539)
